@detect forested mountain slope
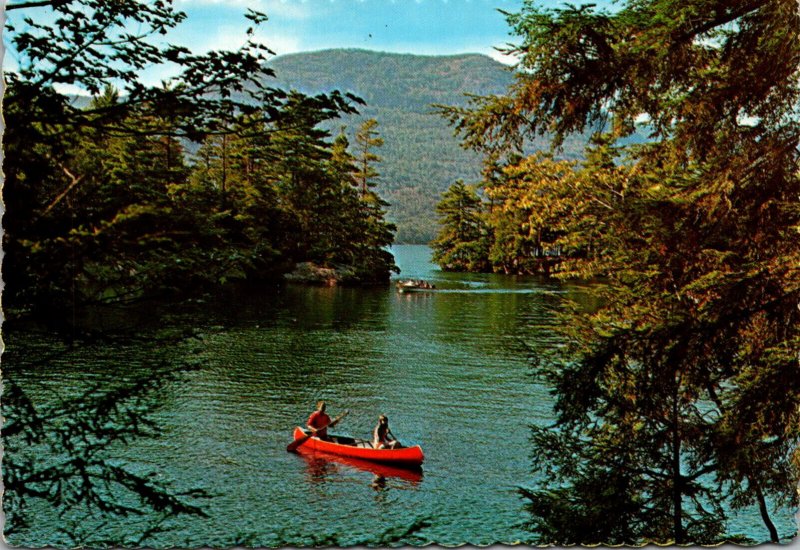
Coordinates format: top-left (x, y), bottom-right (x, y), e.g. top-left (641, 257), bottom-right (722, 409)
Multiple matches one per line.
top-left (267, 49), bottom-right (590, 243)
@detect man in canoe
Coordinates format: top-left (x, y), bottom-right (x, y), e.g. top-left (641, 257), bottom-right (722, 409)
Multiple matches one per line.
top-left (307, 401), bottom-right (342, 441)
top-left (372, 414), bottom-right (401, 449)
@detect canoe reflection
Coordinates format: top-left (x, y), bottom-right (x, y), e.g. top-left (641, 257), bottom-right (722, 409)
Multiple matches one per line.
top-left (297, 448), bottom-right (424, 484)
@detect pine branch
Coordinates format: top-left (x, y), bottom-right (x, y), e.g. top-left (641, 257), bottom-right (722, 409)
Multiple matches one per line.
top-left (6, 0), bottom-right (68, 10)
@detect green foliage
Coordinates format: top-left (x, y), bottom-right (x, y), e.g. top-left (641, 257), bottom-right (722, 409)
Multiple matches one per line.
top-left (3, 344), bottom-right (210, 547)
top-left (354, 118), bottom-right (384, 195)
top-left (431, 154), bottom-right (582, 275)
top-left (450, 0), bottom-right (800, 544)
top-left (349, 119), bottom-right (399, 279)
top-left (483, 154), bottom-right (577, 275)
top-left (430, 180), bottom-right (490, 271)
top-left (4, 2), bottom-right (398, 317)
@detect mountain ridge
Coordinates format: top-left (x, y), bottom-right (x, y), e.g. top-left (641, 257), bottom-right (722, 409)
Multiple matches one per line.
top-left (266, 49), bottom-right (583, 243)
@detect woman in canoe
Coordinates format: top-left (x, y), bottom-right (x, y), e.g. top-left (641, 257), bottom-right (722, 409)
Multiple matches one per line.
top-left (373, 414), bottom-right (401, 449)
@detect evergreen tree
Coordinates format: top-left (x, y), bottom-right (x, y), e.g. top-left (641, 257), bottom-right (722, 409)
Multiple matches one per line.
top-left (354, 118), bottom-right (384, 197)
top-left (326, 130), bottom-right (367, 267)
top-left (350, 120), bottom-right (398, 279)
top-left (431, 180), bottom-right (489, 271)
top-left (183, 108), bottom-right (397, 284)
top-left (264, 93), bottom-right (359, 266)
top-left (186, 114), bottom-right (292, 283)
top-left (319, 120), bottom-right (399, 279)
top-left (445, 0), bottom-right (800, 544)
top-left (484, 153), bottom-right (576, 274)
top-left (3, 0), bottom-right (361, 315)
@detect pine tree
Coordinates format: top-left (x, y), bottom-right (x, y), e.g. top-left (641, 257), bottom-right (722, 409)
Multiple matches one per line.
top-left (3, 0), bottom-right (360, 314)
top-left (354, 118), bottom-right (384, 197)
top-left (445, 0), bottom-right (800, 543)
top-left (345, 120), bottom-right (398, 279)
top-left (431, 180), bottom-right (489, 271)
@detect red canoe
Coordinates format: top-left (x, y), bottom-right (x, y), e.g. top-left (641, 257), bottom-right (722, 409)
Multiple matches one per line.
top-left (291, 427), bottom-right (424, 467)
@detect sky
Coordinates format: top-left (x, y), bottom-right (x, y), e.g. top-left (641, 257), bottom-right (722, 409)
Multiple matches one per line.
top-left (3, 0), bottom-right (612, 91)
top-left (174, 0), bottom-right (529, 62)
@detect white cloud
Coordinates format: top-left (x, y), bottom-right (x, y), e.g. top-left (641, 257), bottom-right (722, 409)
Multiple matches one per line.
top-left (197, 24), bottom-right (257, 52)
top-left (53, 83), bottom-right (93, 97)
top-left (253, 32), bottom-right (303, 56)
top-left (137, 63), bottom-right (185, 88)
top-left (192, 25), bottom-right (302, 56)
top-left (486, 47), bottom-right (517, 66)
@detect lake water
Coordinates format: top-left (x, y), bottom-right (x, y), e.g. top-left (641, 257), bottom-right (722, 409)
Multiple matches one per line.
top-left (2, 245), bottom-right (795, 546)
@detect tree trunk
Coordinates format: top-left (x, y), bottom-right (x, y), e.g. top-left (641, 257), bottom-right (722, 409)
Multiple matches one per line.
top-left (671, 386), bottom-right (685, 544)
top-left (754, 478), bottom-right (780, 543)
top-left (221, 134), bottom-right (228, 204)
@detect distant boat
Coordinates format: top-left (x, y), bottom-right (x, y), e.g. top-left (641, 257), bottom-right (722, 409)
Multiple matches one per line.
top-left (290, 427), bottom-right (424, 467)
top-left (396, 280), bottom-right (436, 293)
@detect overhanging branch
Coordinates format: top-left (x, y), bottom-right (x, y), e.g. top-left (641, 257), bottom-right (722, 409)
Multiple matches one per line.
top-left (6, 0), bottom-right (68, 10)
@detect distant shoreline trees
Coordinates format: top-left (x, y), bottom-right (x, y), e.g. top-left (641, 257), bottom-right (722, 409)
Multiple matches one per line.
top-left (430, 180), bottom-right (489, 272)
top-left (431, 155), bottom-right (576, 276)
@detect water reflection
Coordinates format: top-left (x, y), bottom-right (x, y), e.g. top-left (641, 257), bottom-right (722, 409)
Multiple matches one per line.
top-left (300, 454), bottom-right (341, 483)
top-left (296, 450), bottom-right (423, 486)
top-left (370, 475), bottom-right (387, 491)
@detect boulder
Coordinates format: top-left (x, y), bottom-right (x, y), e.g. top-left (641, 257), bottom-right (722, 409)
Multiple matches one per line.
top-left (283, 262), bottom-right (357, 286)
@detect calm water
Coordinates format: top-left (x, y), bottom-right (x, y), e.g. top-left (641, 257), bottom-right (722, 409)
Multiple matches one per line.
top-left (3, 245), bottom-right (795, 547)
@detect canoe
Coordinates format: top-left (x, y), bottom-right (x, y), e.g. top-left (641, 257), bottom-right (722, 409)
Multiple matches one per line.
top-left (291, 427), bottom-right (424, 467)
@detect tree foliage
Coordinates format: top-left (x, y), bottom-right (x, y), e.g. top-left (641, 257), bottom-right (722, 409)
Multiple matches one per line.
top-left (430, 180), bottom-right (490, 271)
top-left (447, 0), bottom-right (800, 544)
top-left (2, 333), bottom-right (210, 547)
top-left (349, 119), bottom-right (399, 279)
top-left (430, 154), bottom-right (578, 275)
top-left (3, 0), bottom-right (397, 318)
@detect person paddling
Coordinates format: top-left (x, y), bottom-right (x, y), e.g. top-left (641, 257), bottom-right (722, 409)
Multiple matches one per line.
top-left (373, 414), bottom-right (401, 449)
top-left (307, 401), bottom-right (341, 441)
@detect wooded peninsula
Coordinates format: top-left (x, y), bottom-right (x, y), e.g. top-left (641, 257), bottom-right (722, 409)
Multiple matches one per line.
top-left (4, 5), bottom-right (397, 321)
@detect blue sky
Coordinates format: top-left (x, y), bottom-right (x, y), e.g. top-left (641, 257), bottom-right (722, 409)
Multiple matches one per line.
top-left (172, 0), bottom-right (613, 69)
top-left (173, 0), bottom-right (529, 62)
top-left (4, 0), bottom-right (612, 91)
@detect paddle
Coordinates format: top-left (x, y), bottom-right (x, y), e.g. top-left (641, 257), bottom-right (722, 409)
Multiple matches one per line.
top-left (385, 428), bottom-right (404, 449)
top-left (286, 410), bottom-right (349, 452)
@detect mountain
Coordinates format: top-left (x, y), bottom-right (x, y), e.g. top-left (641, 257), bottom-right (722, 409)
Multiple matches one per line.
top-left (266, 49), bottom-right (589, 243)
top-left (67, 49), bottom-right (603, 243)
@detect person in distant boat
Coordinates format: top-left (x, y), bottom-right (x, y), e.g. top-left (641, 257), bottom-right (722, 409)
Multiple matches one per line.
top-left (373, 414), bottom-right (401, 449)
top-left (307, 401), bottom-right (338, 441)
